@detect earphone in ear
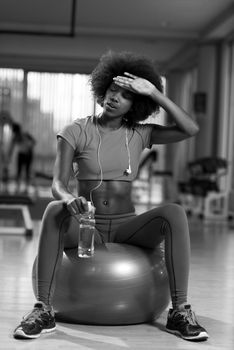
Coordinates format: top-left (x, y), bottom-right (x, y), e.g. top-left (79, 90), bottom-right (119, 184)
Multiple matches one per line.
top-left (124, 166), bottom-right (132, 176)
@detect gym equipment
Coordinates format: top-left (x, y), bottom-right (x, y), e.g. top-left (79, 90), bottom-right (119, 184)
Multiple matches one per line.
top-left (132, 148), bottom-right (176, 206)
top-left (32, 243), bottom-right (170, 325)
top-left (0, 195), bottom-right (33, 235)
top-left (178, 157), bottom-right (232, 220)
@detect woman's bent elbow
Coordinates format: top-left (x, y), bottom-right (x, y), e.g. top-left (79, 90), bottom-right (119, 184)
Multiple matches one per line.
top-left (189, 124), bottom-right (199, 137)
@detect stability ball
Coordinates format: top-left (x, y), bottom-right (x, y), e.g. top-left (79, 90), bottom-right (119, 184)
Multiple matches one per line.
top-left (32, 243), bottom-right (170, 325)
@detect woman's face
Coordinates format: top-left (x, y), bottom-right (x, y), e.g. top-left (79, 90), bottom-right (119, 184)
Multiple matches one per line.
top-left (102, 83), bottom-right (134, 117)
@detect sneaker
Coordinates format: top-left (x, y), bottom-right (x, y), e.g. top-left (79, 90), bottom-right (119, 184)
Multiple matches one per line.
top-left (166, 304), bottom-right (209, 341)
top-left (13, 302), bottom-right (56, 339)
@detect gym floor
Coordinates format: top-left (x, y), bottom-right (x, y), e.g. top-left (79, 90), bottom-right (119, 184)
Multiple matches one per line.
top-left (0, 202), bottom-right (234, 350)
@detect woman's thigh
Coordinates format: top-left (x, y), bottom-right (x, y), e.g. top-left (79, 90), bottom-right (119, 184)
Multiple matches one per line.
top-left (114, 203), bottom-right (188, 248)
top-left (114, 207), bottom-right (166, 248)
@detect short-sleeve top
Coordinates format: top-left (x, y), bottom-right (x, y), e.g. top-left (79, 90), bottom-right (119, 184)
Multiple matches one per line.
top-left (57, 115), bottom-right (153, 181)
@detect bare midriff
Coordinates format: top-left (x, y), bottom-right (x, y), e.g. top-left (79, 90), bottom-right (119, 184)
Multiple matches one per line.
top-left (78, 180), bottom-right (135, 215)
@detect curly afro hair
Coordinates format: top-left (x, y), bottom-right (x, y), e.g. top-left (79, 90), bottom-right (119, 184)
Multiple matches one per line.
top-left (90, 51), bottom-right (163, 125)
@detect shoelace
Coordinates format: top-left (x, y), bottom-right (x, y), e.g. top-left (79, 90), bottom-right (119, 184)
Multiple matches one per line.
top-left (178, 309), bottom-right (198, 326)
top-left (22, 307), bottom-right (46, 323)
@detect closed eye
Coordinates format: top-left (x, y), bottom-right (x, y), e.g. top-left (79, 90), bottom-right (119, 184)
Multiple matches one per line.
top-left (122, 90), bottom-right (134, 100)
top-left (109, 83), bottom-right (134, 100)
top-left (109, 83), bottom-right (119, 92)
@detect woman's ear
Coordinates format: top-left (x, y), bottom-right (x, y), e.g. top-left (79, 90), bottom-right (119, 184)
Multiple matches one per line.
top-left (97, 97), bottom-right (104, 107)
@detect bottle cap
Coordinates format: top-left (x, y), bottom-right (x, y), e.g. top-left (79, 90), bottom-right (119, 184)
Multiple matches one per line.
top-left (87, 201), bottom-right (95, 214)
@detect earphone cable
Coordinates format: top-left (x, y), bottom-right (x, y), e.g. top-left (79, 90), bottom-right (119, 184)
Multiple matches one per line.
top-left (89, 118), bottom-right (103, 206)
top-left (90, 116), bottom-right (131, 205)
top-left (125, 128), bottom-right (131, 174)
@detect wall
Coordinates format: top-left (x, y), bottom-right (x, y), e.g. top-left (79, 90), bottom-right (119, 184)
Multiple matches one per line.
top-left (194, 45), bottom-right (219, 158)
top-left (165, 69), bottom-right (198, 185)
top-left (165, 44), bottom-right (222, 180)
top-left (0, 34), bottom-right (174, 73)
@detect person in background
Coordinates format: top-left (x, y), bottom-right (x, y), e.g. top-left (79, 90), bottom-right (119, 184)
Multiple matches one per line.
top-left (13, 51), bottom-right (208, 342)
top-left (8, 122), bottom-right (36, 193)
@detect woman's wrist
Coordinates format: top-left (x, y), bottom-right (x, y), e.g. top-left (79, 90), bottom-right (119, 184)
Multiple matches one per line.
top-left (53, 193), bottom-right (75, 202)
top-left (52, 183), bottom-right (76, 202)
top-left (150, 86), bottom-right (165, 104)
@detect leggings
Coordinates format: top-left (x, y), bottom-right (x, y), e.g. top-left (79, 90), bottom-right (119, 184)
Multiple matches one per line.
top-left (17, 152), bottom-right (33, 182)
top-left (36, 201), bottom-right (190, 309)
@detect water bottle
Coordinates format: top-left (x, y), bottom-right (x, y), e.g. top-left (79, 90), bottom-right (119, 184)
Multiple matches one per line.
top-left (78, 201), bottom-right (95, 258)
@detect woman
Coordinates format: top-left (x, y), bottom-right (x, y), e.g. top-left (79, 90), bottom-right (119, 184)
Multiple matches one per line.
top-left (14, 51), bottom-right (208, 341)
top-left (8, 122), bottom-right (36, 192)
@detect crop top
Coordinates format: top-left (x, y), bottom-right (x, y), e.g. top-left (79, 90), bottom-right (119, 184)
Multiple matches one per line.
top-left (57, 115), bottom-right (154, 181)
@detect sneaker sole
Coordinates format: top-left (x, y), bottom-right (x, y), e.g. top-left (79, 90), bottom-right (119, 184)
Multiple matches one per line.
top-left (14, 325), bottom-right (56, 339)
top-left (166, 328), bottom-right (209, 341)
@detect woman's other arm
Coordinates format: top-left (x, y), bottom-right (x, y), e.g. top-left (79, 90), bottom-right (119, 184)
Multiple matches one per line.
top-left (149, 88), bottom-right (199, 144)
top-left (114, 72), bottom-right (199, 144)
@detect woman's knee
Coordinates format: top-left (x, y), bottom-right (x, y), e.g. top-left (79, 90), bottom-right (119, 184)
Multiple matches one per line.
top-left (157, 203), bottom-right (187, 225)
top-left (165, 203), bottom-right (186, 215)
top-left (42, 200), bottom-right (70, 226)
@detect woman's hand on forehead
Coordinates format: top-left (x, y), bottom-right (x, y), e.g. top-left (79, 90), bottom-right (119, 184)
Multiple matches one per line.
top-left (113, 72), bottom-right (157, 97)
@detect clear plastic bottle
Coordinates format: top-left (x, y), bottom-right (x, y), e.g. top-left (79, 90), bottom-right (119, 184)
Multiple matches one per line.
top-left (78, 201), bottom-right (95, 258)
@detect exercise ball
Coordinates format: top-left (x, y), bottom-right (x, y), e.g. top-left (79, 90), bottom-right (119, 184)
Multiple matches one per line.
top-left (32, 243), bottom-right (170, 325)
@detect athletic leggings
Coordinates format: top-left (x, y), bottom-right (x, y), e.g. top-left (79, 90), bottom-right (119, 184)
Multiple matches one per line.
top-left (17, 152), bottom-right (33, 182)
top-left (36, 201), bottom-right (190, 309)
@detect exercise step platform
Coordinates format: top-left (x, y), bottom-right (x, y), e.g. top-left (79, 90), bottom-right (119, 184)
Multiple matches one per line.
top-left (0, 195), bottom-right (34, 236)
